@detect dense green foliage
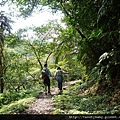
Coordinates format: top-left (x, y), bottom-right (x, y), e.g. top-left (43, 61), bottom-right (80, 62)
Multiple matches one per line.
top-left (44, 0), bottom-right (120, 85)
top-left (52, 81), bottom-right (120, 114)
top-left (9, 0), bottom-right (120, 84)
top-left (0, 83), bottom-right (43, 113)
top-left (0, 0), bottom-right (120, 114)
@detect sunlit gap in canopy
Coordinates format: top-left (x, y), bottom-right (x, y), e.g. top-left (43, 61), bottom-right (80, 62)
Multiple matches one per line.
top-left (20, 25), bottom-right (59, 43)
top-left (1, 2), bottom-right (66, 43)
top-left (13, 8), bottom-right (65, 41)
top-left (1, 2), bottom-right (65, 34)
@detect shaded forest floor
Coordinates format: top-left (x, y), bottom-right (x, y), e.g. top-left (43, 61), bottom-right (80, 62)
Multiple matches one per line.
top-left (1, 79), bottom-right (119, 115)
top-left (22, 80), bottom-right (80, 114)
top-left (21, 79), bottom-right (120, 114)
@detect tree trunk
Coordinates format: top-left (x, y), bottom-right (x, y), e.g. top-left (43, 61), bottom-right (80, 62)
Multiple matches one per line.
top-left (60, 3), bottom-right (99, 60)
top-left (45, 52), bottom-right (52, 64)
top-left (0, 76), bottom-right (4, 93)
top-left (0, 38), bottom-right (4, 93)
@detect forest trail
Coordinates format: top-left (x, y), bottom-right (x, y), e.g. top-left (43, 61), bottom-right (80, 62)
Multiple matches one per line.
top-left (22, 80), bottom-right (80, 114)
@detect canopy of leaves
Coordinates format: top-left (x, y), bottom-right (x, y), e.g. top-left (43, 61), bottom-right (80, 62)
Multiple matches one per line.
top-left (1, 0), bottom-right (120, 91)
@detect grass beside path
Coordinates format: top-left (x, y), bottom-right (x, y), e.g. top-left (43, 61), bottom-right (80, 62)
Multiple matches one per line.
top-left (52, 81), bottom-right (120, 114)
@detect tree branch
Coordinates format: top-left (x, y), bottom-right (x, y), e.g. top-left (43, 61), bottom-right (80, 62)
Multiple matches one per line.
top-left (60, 1), bottom-right (99, 59)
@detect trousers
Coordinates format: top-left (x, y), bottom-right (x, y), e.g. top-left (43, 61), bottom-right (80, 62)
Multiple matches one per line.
top-left (56, 76), bottom-right (63, 90)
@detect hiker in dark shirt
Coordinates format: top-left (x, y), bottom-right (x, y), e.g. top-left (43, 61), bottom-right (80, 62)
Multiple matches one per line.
top-left (42, 63), bottom-right (52, 95)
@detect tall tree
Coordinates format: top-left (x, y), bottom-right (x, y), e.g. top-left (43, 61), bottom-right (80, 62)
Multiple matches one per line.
top-left (4, 0), bottom-right (120, 86)
top-left (42, 0), bottom-right (120, 83)
top-left (32, 21), bottom-right (62, 68)
top-left (0, 11), bottom-right (11, 93)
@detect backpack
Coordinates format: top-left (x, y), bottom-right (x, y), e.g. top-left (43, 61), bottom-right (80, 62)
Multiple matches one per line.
top-left (41, 70), bottom-right (47, 79)
top-left (41, 70), bottom-right (50, 85)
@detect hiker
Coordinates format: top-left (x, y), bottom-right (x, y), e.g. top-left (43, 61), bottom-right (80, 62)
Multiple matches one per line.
top-left (54, 67), bottom-right (65, 94)
top-left (42, 63), bottom-right (52, 95)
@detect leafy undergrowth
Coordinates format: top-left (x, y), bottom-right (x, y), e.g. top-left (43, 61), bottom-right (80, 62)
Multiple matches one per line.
top-left (52, 81), bottom-right (120, 114)
top-left (0, 85), bottom-right (43, 114)
top-left (0, 97), bottom-right (35, 114)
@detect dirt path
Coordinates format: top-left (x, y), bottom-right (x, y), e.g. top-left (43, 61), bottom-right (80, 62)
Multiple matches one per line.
top-left (22, 80), bottom-right (80, 114)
